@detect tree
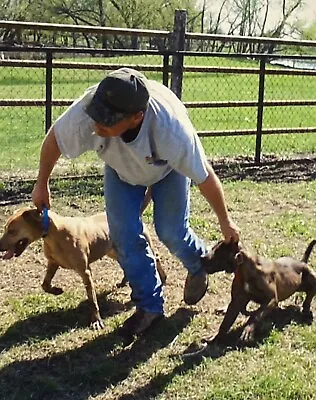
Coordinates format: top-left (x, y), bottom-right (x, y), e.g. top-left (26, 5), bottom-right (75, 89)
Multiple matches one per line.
top-left (198, 0), bottom-right (305, 53)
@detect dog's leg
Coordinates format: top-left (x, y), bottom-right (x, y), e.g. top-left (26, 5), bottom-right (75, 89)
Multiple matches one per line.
top-left (240, 297), bottom-right (278, 342)
top-left (301, 268), bottom-right (316, 321)
top-left (204, 290), bottom-right (250, 344)
top-left (79, 267), bottom-right (104, 330)
top-left (302, 292), bottom-right (314, 321)
top-left (142, 226), bottom-right (167, 285)
top-left (156, 255), bottom-right (167, 285)
top-left (42, 263), bottom-right (63, 295)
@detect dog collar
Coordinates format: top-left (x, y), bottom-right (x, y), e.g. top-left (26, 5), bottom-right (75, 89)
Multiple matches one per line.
top-left (42, 207), bottom-right (50, 237)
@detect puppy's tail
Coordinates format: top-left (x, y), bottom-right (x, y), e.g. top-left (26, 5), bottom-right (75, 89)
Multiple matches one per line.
top-left (302, 240), bottom-right (316, 264)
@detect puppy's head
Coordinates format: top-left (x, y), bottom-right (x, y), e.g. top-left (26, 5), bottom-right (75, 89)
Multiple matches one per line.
top-left (201, 240), bottom-right (241, 274)
top-left (0, 207), bottom-right (43, 260)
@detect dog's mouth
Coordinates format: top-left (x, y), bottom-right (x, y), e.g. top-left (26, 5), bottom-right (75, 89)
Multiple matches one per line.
top-left (2, 238), bottom-right (29, 259)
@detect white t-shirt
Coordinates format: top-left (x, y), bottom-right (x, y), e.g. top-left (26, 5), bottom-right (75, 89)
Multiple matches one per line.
top-left (54, 79), bottom-right (209, 186)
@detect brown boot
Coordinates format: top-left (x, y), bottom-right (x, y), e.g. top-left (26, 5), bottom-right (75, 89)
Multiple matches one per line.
top-left (183, 269), bottom-right (208, 305)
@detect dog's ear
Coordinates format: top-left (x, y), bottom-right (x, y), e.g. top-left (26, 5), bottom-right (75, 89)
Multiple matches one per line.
top-left (22, 209), bottom-right (42, 226)
top-left (230, 239), bottom-right (241, 252)
top-left (235, 251), bottom-right (244, 265)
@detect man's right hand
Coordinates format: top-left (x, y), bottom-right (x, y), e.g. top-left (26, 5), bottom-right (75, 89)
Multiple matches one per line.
top-left (32, 181), bottom-right (51, 211)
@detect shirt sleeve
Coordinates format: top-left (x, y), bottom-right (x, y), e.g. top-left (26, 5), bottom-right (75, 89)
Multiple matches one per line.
top-left (54, 91), bottom-right (99, 159)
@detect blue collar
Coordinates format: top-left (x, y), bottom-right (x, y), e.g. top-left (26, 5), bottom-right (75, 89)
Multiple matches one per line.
top-left (42, 207), bottom-right (50, 237)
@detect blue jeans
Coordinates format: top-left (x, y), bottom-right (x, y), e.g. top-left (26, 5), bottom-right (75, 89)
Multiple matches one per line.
top-left (104, 166), bottom-right (208, 314)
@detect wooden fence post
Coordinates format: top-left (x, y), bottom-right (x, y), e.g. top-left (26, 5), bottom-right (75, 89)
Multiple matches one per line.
top-left (170, 9), bottom-right (186, 99)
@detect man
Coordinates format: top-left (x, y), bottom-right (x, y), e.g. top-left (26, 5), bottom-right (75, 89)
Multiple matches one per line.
top-left (32, 67), bottom-right (239, 338)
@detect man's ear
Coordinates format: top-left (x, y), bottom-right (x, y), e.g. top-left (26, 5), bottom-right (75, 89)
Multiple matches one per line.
top-left (132, 111), bottom-right (144, 125)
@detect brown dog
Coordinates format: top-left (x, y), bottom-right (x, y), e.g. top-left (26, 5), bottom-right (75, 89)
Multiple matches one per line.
top-left (0, 208), bottom-right (166, 330)
top-left (203, 239), bottom-right (316, 344)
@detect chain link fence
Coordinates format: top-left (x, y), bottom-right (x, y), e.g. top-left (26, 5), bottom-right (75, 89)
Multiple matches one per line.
top-left (0, 17), bottom-right (315, 180)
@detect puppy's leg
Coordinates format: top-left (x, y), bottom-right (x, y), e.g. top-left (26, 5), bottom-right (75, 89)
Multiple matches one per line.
top-left (142, 226), bottom-right (167, 285)
top-left (79, 267), bottom-right (104, 330)
top-left (204, 288), bottom-right (250, 344)
top-left (302, 292), bottom-right (314, 321)
top-left (301, 268), bottom-right (316, 320)
top-left (42, 263), bottom-right (63, 295)
top-left (240, 297), bottom-right (278, 342)
top-left (156, 255), bottom-right (167, 285)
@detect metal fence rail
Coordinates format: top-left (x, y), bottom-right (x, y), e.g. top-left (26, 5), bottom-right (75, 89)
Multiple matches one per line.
top-left (0, 13), bottom-right (315, 179)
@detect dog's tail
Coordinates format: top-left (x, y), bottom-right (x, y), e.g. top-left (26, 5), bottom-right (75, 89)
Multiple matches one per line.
top-left (302, 240), bottom-right (316, 264)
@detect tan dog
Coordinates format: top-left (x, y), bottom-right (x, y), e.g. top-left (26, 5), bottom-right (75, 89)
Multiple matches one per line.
top-left (206, 239), bottom-right (316, 344)
top-left (0, 208), bottom-right (166, 330)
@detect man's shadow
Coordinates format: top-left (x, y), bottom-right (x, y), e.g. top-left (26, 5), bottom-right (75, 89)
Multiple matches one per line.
top-left (113, 305), bottom-right (310, 400)
top-left (0, 290), bottom-right (134, 351)
top-left (0, 306), bottom-right (197, 400)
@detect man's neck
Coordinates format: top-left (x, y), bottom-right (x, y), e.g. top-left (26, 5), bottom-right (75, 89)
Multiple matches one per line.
top-left (121, 122), bottom-right (142, 143)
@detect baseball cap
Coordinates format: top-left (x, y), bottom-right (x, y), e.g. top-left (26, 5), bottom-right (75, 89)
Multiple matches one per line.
top-left (86, 68), bottom-right (149, 126)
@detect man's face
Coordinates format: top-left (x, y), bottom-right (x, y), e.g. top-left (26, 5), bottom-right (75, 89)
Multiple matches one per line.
top-left (94, 112), bottom-right (143, 137)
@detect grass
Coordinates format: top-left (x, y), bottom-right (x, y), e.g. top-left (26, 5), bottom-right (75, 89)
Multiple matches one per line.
top-left (0, 175), bottom-right (316, 399)
top-left (0, 54), bottom-right (315, 178)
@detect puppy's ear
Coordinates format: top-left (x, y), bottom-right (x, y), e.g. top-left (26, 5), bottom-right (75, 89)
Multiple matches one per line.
top-left (235, 251), bottom-right (244, 265)
top-left (22, 209), bottom-right (42, 226)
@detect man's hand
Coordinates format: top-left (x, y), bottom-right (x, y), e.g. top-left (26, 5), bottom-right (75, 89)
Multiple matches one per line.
top-left (219, 216), bottom-right (240, 243)
top-left (32, 181), bottom-right (51, 211)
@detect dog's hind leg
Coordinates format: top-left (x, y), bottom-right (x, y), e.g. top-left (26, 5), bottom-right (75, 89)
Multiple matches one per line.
top-left (301, 269), bottom-right (316, 320)
top-left (42, 262), bottom-right (63, 295)
top-left (240, 297), bottom-right (278, 342)
top-left (79, 266), bottom-right (104, 330)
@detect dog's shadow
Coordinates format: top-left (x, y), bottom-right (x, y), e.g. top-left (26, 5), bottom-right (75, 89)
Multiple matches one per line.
top-left (180, 304), bottom-right (311, 360)
top-left (0, 307), bottom-right (197, 400)
top-left (0, 290), bottom-right (133, 351)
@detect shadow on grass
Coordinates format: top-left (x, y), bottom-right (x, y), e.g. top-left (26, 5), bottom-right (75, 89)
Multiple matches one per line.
top-left (179, 304), bottom-right (310, 360)
top-left (0, 291), bottom-right (133, 351)
top-left (0, 307), bottom-right (196, 400)
top-left (114, 305), bottom-right (312, 400)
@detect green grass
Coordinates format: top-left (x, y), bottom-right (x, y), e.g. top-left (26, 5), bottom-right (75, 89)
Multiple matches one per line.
top-left (0, 178), bottom-right (316, 399)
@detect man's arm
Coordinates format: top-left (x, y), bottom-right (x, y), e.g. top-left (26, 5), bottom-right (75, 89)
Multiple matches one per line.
top-left (198, 162), bottom-right (240, 243)
top-left (32, 126), bottom-right (61, 210)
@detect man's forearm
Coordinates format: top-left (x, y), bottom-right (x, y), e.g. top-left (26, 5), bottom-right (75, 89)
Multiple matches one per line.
top-left (198, 163), bottom-right (229, 223)
top-left (36, 127), bottom-right (61, 184)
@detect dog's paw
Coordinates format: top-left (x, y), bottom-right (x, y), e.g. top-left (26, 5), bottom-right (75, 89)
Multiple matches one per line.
top-left (42, 285), bottom-right (64, 295)
top-left (302, 309), bottom-right (313, 324)
top-left (91, 319), bottom-right (105, 330)
top-left (239, 326), bottom-right (254, 343)
top-left (50, 286), bottom-right (64, 295)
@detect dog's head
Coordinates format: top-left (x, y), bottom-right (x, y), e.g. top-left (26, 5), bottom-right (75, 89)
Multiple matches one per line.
top-left (201, 240), bottom-right (241, 274)
top-left (0, 207), bottom-right (43, 260)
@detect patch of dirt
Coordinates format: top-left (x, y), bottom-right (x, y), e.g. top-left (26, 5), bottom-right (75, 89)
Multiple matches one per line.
top-left (0, 158), bottom-right (315, 207)
top-left (212, 156), bottom-right (316, 183)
